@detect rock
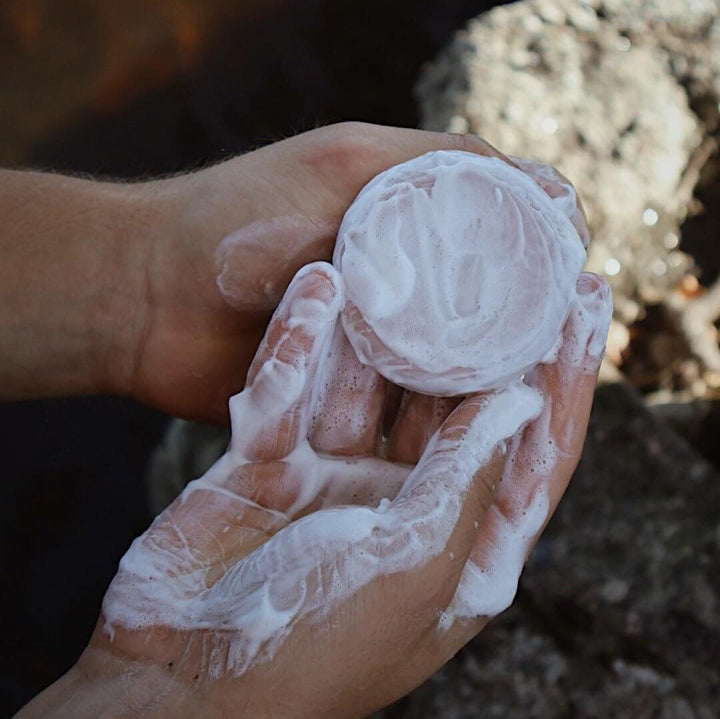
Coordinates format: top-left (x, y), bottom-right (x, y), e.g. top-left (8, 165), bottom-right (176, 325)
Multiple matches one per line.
top-left (376, 382), bottom-right (720, 718)
top-left (146, 419), bottom-right (229, 515)
top-left (647, 396), bottom-right (720, 467)
top-left (416, 0), bottom-right (720, 321)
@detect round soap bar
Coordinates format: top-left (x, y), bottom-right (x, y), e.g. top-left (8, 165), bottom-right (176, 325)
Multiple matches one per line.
top-left (333, 150), bottom-right (587, 395)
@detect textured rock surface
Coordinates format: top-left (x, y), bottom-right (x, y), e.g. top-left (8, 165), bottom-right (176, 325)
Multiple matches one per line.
top-left (375, 383), bottom-right (720, 718)
top-left (146, 419), bottom-right (229, 516)
top-left (417, 0), bottom-right (720, 322)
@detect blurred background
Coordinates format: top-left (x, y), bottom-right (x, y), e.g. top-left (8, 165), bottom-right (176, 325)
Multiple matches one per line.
top-left (1, 1), bottom-right (719, 717)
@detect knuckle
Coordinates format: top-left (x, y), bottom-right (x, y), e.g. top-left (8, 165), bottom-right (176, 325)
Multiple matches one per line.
top-left (328, 120), bottom-right (376, 139)
top-left (304, 122), bottom-right (384, 174)
top-left (445, 131), bottom-right (496, 157)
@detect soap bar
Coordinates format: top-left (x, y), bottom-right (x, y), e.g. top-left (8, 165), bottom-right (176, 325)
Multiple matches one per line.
top-left (333, 150), bottom-right (586, 395)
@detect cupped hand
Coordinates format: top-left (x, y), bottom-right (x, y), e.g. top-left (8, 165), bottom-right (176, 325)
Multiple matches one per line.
top-left (116, 122), bottom-right (579, 423)
top-left (75, 261), bottom-right (611, 719)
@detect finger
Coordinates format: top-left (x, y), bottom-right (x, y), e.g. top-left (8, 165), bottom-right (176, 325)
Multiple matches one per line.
top-left (387, 392), bottom-right (463, 464)
top-left (439, 273), bottom-right (612, 643)
top-left (510, 156), bottom-right (590, 249)
top-left (309, 324), bottom-right (387, 456)
top-left (386, 383), bottom-right (543, 593)
top-left (229, 261), bottom-right (342, 461)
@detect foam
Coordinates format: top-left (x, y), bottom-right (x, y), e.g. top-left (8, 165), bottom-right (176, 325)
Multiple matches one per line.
top-left (216, 215), bottom-right (337, 311)
top-left (334, 151), bottom-right (587, 395)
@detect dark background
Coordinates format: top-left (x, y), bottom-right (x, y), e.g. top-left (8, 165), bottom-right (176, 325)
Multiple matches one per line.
top-left (0, 1), bottom-right (505, 714)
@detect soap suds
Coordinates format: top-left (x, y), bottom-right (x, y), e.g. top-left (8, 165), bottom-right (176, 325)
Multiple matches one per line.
top-left (334, 151), bottom-right (587, 395)
top-left (216, 214), bottom-right (336, 311)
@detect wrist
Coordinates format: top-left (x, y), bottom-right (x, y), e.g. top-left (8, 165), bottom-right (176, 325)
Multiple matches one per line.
top-left (101, 165), bottom-right (268, 418)
top-left (97, 169), bottom-right (253, 408)
top-left (14, 649), bottom-right (214, 719)
top-left (91, 178), bottom-right (164, 400)
top-left (0, 170), bottom-right (156, 401)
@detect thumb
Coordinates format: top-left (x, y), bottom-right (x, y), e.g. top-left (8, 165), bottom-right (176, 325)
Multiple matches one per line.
top-left (230, 261), bottom-right (342, 461)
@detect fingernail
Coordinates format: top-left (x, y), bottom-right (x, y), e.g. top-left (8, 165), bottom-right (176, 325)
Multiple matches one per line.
top-left (287, 262), bottom-right (342, 312)
top-left (576, 271), bottom-right (605, 296)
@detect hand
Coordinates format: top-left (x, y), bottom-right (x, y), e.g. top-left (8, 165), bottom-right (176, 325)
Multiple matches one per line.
top-left (15, 261), bottom-right (610, 719)
top-left (0, 123), bottom-right (584, 419)
top-left (114, 122), bottom-right (531, 423)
